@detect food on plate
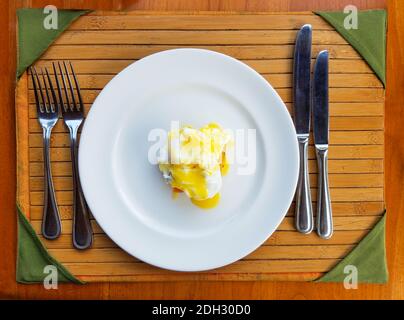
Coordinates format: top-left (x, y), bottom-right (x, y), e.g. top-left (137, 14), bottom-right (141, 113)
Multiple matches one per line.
top-left (158, 123), bottom-right (232, 209)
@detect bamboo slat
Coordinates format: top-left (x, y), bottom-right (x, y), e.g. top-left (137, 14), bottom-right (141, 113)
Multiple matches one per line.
top-left (15, 12), bottom-right (385, 282)
top-left (41, 230), bottom-right (370, 250)
top-left (70, 14), bottom-right (334, 30)
top-left (48, 245), bottom-right (355, 263)
top-left (26, 131), bottom-right (384, 148)
top-left (27, 102), bottom-right (385, 118)
top-left (29, 159), bottom-right (384, 177)
top-left (28, 116), bottom-right (384, 133)
top-left (30, 200), bottom-right (384, 220)
top-left (28, 145), bottom-right (384, 162)
top-left (33, 59), bottom-right (374, 74)
top-left (42, 44), bottom-right (361, 60)
top-left (29, 215), bottom-right (381, 235)
top-left (54, 30), bottom-right (347, 45)
top-left (29, 173), bottom-right (383, 192)
top-left (27, 87), bottom-right (385, 104)
top-left (28, 73), bottom-right (383, 89)
top-left (64, 260), bottom-right (339, 275)
top-left (28, 187), bottom-right (384, 206)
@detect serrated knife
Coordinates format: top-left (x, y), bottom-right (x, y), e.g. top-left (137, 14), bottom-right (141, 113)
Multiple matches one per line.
top-left (293, 24), bottom-right (314, 234)
top-left (313, 50), bottom-right (333, 239)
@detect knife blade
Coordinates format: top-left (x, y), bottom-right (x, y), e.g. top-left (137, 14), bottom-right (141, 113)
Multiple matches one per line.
top-left (313, 50), bottom-right (329, 146)
top-left (293, 24), bottom-right (314, 234)
top-left (313, 50), bottom-right (333, 239)
top-left (294, 24), bottom-right (312, 135)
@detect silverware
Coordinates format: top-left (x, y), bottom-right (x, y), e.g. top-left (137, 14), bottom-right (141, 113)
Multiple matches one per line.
top-left (293, 24), bottom-right (314, 234)
top-left (30, 67), bottom-right (62, 239)
top-left (313, 50), bottom-right (333, 239)
top-left (53, 61), bottom-right (93, 249)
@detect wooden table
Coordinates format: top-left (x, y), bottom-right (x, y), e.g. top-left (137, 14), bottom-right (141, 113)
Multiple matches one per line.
top-left (1, 0), bottom-right (403, 299)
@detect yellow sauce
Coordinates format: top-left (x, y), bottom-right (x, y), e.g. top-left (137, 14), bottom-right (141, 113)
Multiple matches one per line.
top-left (220, 152), bottom-right (230, 176)
top-left (171, 188), bottom-right (182, 199)
top-left (191, 193), bottom-right (221, 209)
top-left (159, 123), bottom-right (232, 209)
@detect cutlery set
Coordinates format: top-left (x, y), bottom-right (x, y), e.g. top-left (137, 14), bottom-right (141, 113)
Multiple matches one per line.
top-left (30, 62), bottom-right (93, 249)
top-left (293, 24), bottom-right (333, 239)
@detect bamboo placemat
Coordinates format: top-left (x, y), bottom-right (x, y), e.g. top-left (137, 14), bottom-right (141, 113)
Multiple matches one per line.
top-left (16, 11), bottom-right (384, 282)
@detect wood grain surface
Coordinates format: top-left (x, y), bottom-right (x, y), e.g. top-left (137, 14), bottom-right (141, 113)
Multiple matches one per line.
top-left (1, 0), bottom-right (403, 300)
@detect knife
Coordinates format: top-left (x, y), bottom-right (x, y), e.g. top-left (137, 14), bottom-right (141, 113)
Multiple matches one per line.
top-left (313, 50), bottom-right (333, 239)
top-left (293, 24), bottom-right (314, 234)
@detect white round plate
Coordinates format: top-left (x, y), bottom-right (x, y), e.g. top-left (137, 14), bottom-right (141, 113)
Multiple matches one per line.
top-left (79, 48), bottom-right (299, 272)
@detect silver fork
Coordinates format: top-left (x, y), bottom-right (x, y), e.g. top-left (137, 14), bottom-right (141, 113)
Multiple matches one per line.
top-left (53, 61), bottom-right (93, 250)
top-left (30, 67), bottom-right (62, 239)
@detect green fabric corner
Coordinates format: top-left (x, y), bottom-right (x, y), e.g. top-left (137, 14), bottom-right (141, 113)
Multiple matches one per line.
top-left (17, 8), bottom-right (90, 78)
top-left (316, 9), bottom-right (386, 86)
top-left (16, 205), bottom-right (84, 284)
top-left (317, 212), bottom-right (388, 284)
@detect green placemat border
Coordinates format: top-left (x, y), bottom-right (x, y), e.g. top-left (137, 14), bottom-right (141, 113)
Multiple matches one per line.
top-left (314, 8), bottom-right (387, 283)
top-left (316, 212), bottom-right (388, 283)
top-left (17, 8), bottom-right (90, 78)
top-left (16, 205), bottom-right (84, 284)
top-left (16, 7), bottom-right (91, 284)
top-left (315, 9), bottom-right (386, 86)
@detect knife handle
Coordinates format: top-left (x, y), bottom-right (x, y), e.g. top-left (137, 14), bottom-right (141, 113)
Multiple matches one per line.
top-left (295, 134), bottom-right (314, 234)
top-left (315, 145), bottom-right (333, 239)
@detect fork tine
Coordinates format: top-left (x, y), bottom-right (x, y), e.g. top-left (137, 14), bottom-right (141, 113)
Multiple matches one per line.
top-left (63, 61), bottom-right (78, 111)
top-left (32, 67), bottom-right (46, 113)
top-left (30, 67), bottom-right (42, 114)
top-left (41, 68), bottom-right (52, 113)
top-left (58, 61), bottom-right (71, 111)
top-left (45, 68), bottom-right (58, 113)
top-left (69, 61), bottom-right (83, 110)
top-left (53, 62), bottom-right (65, 112)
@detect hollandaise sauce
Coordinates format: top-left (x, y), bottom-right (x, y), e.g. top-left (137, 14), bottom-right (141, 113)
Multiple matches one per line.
top-left (158, 123), bottom-right (232, 209)
top-left (191, 193), bottom-right (221, 209)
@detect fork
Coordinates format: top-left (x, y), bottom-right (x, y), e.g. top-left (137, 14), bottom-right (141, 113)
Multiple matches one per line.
top-left (30, 67), bottom-right (62, 239)
top-left (53, 61), bottom-right (93, 250)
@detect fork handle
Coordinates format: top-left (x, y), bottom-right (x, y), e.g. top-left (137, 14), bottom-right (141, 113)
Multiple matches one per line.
top-left (42, 127), bottom-right (62, 239)
top-left (69, 127), bottom-right (93, 249)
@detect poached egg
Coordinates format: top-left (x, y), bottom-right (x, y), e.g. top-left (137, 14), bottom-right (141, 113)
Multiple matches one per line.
top-left (158, 123), bottom-right (232, 209)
